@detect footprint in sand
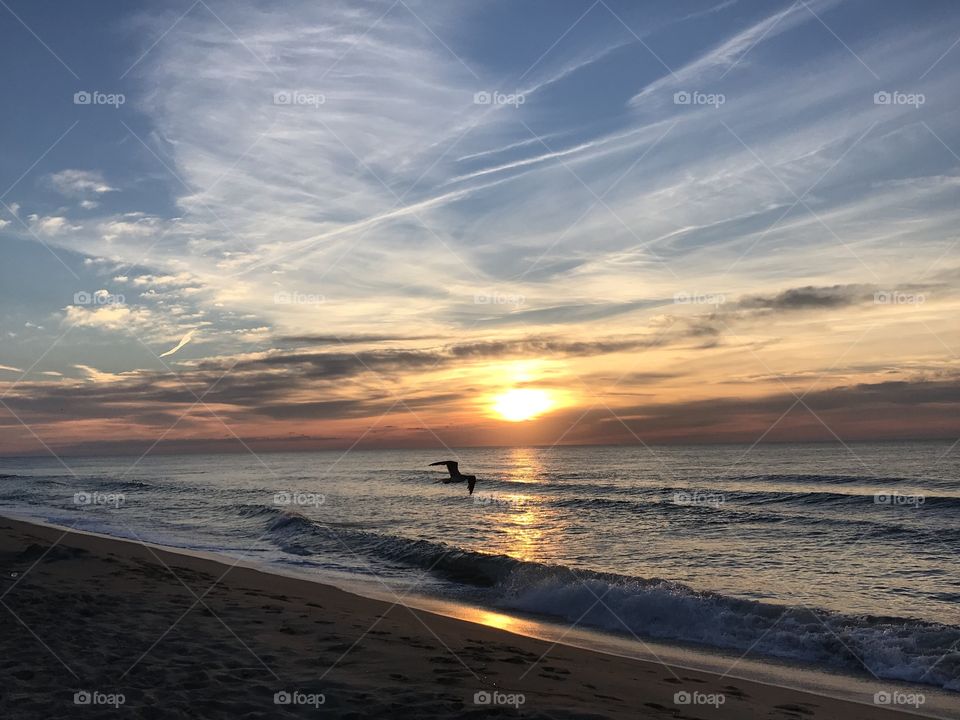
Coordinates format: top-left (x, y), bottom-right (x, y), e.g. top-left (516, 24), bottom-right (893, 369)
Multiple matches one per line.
top-left (774, 703), bottom-right (816, 716)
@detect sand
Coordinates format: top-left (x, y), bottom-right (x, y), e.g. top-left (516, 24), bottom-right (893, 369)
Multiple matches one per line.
top-left (0, 515), bottom-right (927, 719)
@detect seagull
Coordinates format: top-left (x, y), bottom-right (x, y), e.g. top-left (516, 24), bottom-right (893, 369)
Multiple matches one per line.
top-left (429, 461), bottom-right (477, 495)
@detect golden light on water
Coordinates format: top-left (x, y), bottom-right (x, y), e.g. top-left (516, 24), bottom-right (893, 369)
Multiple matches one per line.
top-left (491, 388), bottom-right (554, 422)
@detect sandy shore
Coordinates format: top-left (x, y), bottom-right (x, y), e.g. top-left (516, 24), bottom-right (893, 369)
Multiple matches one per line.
top-left (0, 515), bottom-right (928, 719)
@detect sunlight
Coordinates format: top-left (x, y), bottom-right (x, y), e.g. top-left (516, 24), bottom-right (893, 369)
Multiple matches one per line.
top-left (491, 388), bottom-right (554, 422)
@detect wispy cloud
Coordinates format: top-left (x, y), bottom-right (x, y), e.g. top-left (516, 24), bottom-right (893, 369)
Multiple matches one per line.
top-left (158, 328), bottom-right (197, 358)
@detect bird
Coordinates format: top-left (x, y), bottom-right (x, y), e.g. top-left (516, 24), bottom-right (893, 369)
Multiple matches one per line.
top-left (429, 460), bottom-right (477, 495)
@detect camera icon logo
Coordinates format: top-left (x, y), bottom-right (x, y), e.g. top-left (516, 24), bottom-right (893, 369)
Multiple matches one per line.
top-left (73, 290), bottom-right (92, 305)
top-left (473, 91), bottom-right (492, 105)
top-left (874, 691), bottom-right (892, 705)
top-left (273, 90), bottom-right (292, 105)
top-left (874, 91), bottom-right (892, 105)
top-left (74, 690), bottom-right (92, 705)
top-left (73, 91), bottom-right (92, 105)
top-left (74, 491), bottom-right (92, 505)
top-left (474, 690), bottom-right (492, 704)
top-left (673, 691), bottom-right (691, 705)
top-left (673, 91), bottom-right (691, 105)
top-left (274, 691), bottom-right (292, 705)
top-left (273, 491), bottom-right (291, 505)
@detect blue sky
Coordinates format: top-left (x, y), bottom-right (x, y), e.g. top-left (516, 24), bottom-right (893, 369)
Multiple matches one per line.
top-left (1, 0), bottom-right (959, 454)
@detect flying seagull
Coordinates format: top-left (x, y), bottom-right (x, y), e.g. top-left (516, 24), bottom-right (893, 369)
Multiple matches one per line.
top-left (429, 461), bottom-right (477, 495)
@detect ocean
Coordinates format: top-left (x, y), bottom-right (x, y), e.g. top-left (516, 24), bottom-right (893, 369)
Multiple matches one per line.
top-left (1, 442), bottom-right (958, 693)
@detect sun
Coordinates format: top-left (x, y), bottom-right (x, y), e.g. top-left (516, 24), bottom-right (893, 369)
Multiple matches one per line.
top-left (492, 388), bottom-right (554, 422)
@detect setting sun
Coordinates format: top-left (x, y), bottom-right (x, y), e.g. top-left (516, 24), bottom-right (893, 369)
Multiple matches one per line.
top-left (491, 388), bottom-right (554, 422)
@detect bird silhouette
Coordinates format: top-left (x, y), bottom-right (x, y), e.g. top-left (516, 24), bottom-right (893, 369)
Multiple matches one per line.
top-left (428, 460), bottom-right (477, 495)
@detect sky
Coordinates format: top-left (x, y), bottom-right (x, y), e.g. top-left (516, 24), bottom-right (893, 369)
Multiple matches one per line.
top-left (1, 0), bottom-right (959, 456)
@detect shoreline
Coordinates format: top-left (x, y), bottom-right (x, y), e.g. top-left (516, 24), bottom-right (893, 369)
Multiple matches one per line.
top-left (0, 514), bottom-right (948, 719)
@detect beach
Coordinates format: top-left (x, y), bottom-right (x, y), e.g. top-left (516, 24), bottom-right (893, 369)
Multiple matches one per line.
top-left (0, 515), bottom-right (926, 720)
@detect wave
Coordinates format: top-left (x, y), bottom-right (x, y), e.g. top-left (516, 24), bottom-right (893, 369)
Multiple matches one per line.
top-left (737, 473), bottom-right (915, 485)
top-left (241, 504), bottom-right (960, 691)
top-left (497, 570), bottom-right (960, 692)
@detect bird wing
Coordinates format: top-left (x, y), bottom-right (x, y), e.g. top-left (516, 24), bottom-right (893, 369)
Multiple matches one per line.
top-left (467, 476), bottom-right (476, 495)
top-left (428, 460), bottom-right (458, 476)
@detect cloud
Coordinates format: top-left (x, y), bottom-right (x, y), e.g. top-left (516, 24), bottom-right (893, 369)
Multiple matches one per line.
top-left (158, 328), bottom-right (197, 358)
top-left (27, 214), bottom-right (79, 235)
top-left (593, 377), bottom-right (960, 443)
top-left (279, 333), bottom-right (440, 345)
top-left (48, 169), bottom-right (116, 196)
top-left (74, 364), bottom-right (126, 383)
top-left (736, 284), bottom-right (873, 311)
top-left (131, 272), bottom-right (194, 287)
top-left (630, 0), bottom-right (840, 105)
top-left (100, 216), bottom-right (161, 242)
top-left (61, 304), bottom-right (150, 331)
